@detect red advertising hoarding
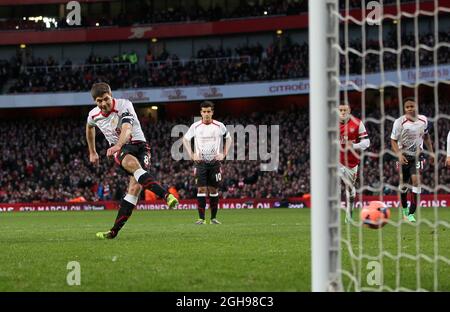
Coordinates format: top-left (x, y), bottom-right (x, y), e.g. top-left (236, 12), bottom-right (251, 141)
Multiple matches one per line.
top-left (0, 195), bottom-right (449, 213)
top-left (0, 198), bottom-right (305, 213)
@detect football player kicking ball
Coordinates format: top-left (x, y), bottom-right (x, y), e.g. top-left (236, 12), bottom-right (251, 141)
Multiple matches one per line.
top-left (390, 97), bottom-right (434, 223)
top-left (86, 82), bottom-right (178, 239)
top-left (339, 103), bottom-right (370, 223)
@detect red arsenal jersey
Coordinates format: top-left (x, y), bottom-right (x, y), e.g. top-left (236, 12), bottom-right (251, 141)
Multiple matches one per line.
top-left (340, 116), bottom-right (368, 168)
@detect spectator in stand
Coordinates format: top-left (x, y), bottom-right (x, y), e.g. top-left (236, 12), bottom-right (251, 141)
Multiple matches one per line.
top-left (4, 29), bottom-right (447, 95)
top-left (1, 100), bottom-right (447, 203)
top-left (0, 1), bottom-right (310, 31)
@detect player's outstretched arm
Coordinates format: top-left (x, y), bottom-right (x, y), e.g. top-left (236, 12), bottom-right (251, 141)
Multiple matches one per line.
top-left (86, 124), bottom-right (99, 165)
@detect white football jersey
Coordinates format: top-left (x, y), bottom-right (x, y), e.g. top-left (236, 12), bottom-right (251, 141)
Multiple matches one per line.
top-left (390, 114), bottom-right (428, 156)
top-left (87, 98), bottom-right (146, 146)
top-left (184, 119), bottom-right (231, 162)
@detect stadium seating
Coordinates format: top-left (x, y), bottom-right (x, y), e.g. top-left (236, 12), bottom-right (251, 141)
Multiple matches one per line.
top-left (2, 30), bottom-right (448, 94)
top-left (0, 0), bottom-right (308, 31)
top-left (0, 102), bottom-right (448, 203)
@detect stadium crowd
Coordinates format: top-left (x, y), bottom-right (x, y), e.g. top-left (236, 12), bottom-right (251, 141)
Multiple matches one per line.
top-left (0, 0), bottom-right (308, 31)
top-left (344, 31), bottom-right (450, 74)
top-left (339, 0), bottom-right (416, 9)
top-left (0, 100), bottom-right (449, 203)
top-left (0, 0), bottom-right (422, 31)
top-left (5, 40), bottom-right (309, 93)
top-left (2, 29), bottom-right (448, 94)
top-left (0, 107), bottom-right (304, 203)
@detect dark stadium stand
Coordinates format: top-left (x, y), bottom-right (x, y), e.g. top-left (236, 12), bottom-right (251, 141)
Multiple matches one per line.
top-left (0, 0), bottom-right (308, 31)
top-left (0, 106), bottom-right (304, 203)
top-left (1, 30), bottom-right (448, 94)
top-left (0, 0), bottom-right (420, 31)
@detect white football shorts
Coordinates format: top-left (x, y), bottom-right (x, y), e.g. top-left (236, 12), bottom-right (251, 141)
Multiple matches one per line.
top-left (339, 164), bottom-right (358, 188)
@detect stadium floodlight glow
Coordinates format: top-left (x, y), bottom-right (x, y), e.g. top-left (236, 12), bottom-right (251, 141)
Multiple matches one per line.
top-left (29, 16), bottom-right (57, 28)
top-left (43, 17), bottom-right (50, 28)
top-left (151, 106), bottom-right (158, 110)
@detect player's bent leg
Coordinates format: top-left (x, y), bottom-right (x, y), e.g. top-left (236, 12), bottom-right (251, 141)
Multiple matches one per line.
top-left (133, 167), bottom-right (168, 199)
top-left (121, 154), bottom-right (142, 173)
top-left (123, 154), bottom-right (177, 209)
top-left (96, 199), bottom-right (137, 239)
top-left (96, 188), bottom-right (139, 239)
top-left (110, 178), bottom-right (141, 237)
top-left (208, 187), bottom-right (220, 224)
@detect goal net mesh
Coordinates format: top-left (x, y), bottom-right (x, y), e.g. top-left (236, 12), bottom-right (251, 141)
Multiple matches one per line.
top-left (334, 0), bottom-right (450, 291)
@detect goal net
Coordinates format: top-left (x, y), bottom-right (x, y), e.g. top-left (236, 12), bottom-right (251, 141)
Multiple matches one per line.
top-left (310, 0), bottom-right (450, 291)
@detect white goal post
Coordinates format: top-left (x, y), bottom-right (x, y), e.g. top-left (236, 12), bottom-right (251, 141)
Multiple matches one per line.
top-left (309, 0), bottom-right (341, 292)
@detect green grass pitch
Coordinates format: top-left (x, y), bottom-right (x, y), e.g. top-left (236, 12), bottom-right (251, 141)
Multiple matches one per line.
top-left (0, 208), bottom-right (448, 291)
